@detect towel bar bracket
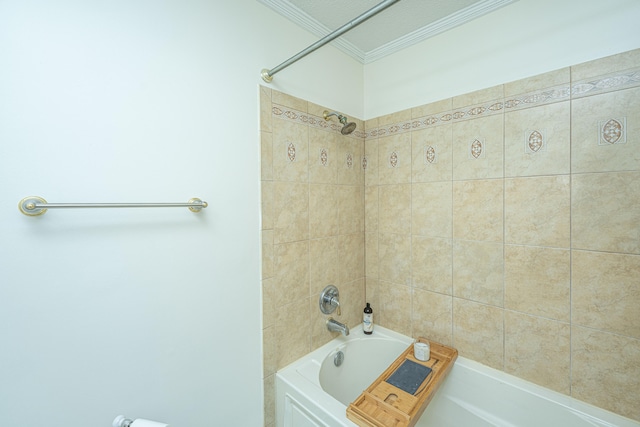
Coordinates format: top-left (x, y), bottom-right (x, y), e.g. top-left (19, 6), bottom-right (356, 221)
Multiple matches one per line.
top-left (19, 196), bottom-right (48, 216)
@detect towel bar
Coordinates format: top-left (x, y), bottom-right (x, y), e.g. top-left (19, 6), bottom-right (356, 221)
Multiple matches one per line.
top-left (18, 196), bottom-right (207, 216)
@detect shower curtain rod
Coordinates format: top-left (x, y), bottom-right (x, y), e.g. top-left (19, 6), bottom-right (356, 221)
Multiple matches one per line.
top-left (261, 0), bottom-right (401, 83)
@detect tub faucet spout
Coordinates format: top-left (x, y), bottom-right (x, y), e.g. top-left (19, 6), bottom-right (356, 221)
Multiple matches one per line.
top-left (326, 317), bottom-right (349, 336)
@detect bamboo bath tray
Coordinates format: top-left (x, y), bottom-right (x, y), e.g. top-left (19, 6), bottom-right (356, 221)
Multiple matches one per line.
top-left (346, 339), bottom-right (457, 427)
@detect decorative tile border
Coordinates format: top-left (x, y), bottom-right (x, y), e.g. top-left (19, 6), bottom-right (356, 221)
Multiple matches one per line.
top-left (365, 66), bottom-right (640, 139)
top-left (271, 104), bottom-right (365, 139)
top-left (572, 68), bottom-right (640, 99)
top-left (270, 66), bottom-right (640, 142)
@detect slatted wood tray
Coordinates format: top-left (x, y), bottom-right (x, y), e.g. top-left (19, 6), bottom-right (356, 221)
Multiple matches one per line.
top-left (346, 339), bottom-right (457, 427)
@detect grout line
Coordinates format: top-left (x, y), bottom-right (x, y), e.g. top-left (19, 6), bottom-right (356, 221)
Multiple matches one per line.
top-left (568, 65), bottom-right (574, 397)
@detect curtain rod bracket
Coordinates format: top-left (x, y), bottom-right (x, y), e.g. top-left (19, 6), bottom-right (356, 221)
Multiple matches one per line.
top-left (261, 69), bottom-right (273, 83)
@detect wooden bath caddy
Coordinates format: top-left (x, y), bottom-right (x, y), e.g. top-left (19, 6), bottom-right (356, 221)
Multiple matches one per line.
top-left (346, 339), bottom-right (457, 427)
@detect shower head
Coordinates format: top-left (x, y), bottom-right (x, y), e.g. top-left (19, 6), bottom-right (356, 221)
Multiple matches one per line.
top-left (323, 110), bottom-right (357, 135)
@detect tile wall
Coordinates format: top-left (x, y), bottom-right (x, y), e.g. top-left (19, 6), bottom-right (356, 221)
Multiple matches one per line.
top-left (260, 88), bottom-right (366, 427)
top-left (261, 48), bottom-right (640, 425)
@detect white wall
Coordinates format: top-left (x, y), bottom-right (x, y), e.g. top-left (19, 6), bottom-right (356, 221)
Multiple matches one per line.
top-left (364, 0), bottom-right (640, 118)
top-left (0, 1), bottom-right (360, 426)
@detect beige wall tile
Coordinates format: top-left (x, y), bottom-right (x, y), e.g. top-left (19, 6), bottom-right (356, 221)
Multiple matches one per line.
top-left (412, 98), bottom-right (452, 119)
top-left (274, 241), bottom-right (309, 302)
top-left (504, 312), bottom-right (570, 394)
top-left (571, 48), bottom-right (640, 81)
top-left (504, 175), bottom-right (570, 248)
top-left (379, 184), bottom-right (411, 235)
top-left (308, 127), bottom-right (337, 184)
top-left (272, 118), bottom-right (309, 182)
top-left (365, 117), bottom-right (379, 133)
top-left (453, 179), bottom-right (503, 242)
top-left (262, 277), bottom-right (276, 328)
top-left (364, 185), bottom-right (378, 232)
top-left (338, 185), bottom-right (364, 235)
top-left (309, 237), bottom-right (338, 296)
top-left (309, 184), bottom-right (337, 240)
top-left (365, 232), bottom-right (378, 280)
top-left (504, 101), bottom-right (570, 177)
top-left (272, 90), bottom-right (308, 112)
top-left (411, 124), bottom-right (453, 183)
top-left (341, 278), bottom-right (366, 330)
top-left (378, 281), bottom-right (412, 336)
top-left (263, 374), bottom-right (275, 427)
top-left (572, 250), bottom-right (640, 339)
top-left (273, 181), bottom-right (308, 244)
top-left (262, 325), bottom-right (277, 377)
top-left (572, 326), bottom-right (640, 421)
top-left (504, 245), bottom-right (570, 322)
top-left (378, 232), bottom-right (411, 286)
top-left (452, 114), bottom-right (504, 180)
top-left (571, 87), bottom-right (640, 173)
top-left (261, 131), bottom-right (273, 181)
top-left (261, 180), bottom-right (274, 230)
top-left (412, 288), bottom-right (453, 346)
top-left (259, 85), bottom-right (272, 133)
top-left (306, 101), bottom-right (328, 118)
top-left (572, 171), bottom-right (640, 254)
top-left (337, 135), bottom-right (364, 185)
top-left (412, 181), bottom-right (452, 239)
top-left (262, 229), bottom-right (274, 280)
top-left (453, 298), bottom-right (504, 370)
top-left (504, 68), bottom-right (570, 97)
top-left (377, 108), bottom-right (412, 128)
top-left (453, 240), bottom-right (504, 306)
top-left (378, 133), bottom-right (412, 184)
top-left (338, 233), bottom-right (365, 284)
top-left (364, 138), bottom-right (379, 186)
top-left (276, 297), bottom-right (310, 369)
top-left (412, 236), bottom-right (452, 295)
top-left (452, 84), bottom-right (503, 109)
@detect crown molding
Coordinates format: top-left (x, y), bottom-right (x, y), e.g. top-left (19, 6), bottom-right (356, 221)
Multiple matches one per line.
top-left (364, 0), bottom-right (516, 63)
top-left (258, 0), bottom-right (516, 64)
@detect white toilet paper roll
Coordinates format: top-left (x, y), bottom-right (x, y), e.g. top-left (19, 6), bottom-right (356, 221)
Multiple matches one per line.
top-left (130, 419), bottom-right (169, 427)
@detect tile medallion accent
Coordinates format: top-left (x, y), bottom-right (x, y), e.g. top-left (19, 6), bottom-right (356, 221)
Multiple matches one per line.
top-left (469, 138), bottom-right (485, 159)
top-left (362, 155), bottom-right (368, 170)
top-left (424, 145), bottom-right (437, 164)
top-left (599, 117), bottom-right (626, 145)
top-left (346, 152), bottom-right (354, 169)
top-left (389, 151), bottom-right (399, 168)
top-left (525, 129), bottom-right (546, 153)
top-left (287, 142), bottom-right (296, 162)
top-left (319, 147), bottom-right (328, 166)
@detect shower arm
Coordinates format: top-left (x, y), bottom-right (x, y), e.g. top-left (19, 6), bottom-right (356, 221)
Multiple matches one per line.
top-left (261, 0), bottom-right (401, 83)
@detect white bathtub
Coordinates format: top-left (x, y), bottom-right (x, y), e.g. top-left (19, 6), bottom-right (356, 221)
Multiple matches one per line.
top-left (276, 325), bottom-right (639, 427)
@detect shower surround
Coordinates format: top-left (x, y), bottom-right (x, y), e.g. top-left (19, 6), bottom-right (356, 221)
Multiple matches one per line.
top-left (260, 48), bottom-right (640, 426)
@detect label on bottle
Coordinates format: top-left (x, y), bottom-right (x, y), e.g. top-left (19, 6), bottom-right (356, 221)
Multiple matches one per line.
top-left (363, 312), bottom-right (373, 333)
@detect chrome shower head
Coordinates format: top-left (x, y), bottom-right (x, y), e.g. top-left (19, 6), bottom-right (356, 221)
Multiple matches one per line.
top-left (323, 110), bottom-right (356, 135)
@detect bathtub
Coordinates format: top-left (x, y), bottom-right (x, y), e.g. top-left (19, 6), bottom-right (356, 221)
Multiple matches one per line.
top-left (276, 324), bottom-right (639, 427)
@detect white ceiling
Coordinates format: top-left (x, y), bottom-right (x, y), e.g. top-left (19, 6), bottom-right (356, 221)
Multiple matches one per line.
top-left (258, 0), bottom-right (518, 63)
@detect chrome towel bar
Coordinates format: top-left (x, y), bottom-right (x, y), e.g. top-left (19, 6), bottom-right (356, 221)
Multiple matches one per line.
top-left (18, 196), bottom-right (207, 216)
